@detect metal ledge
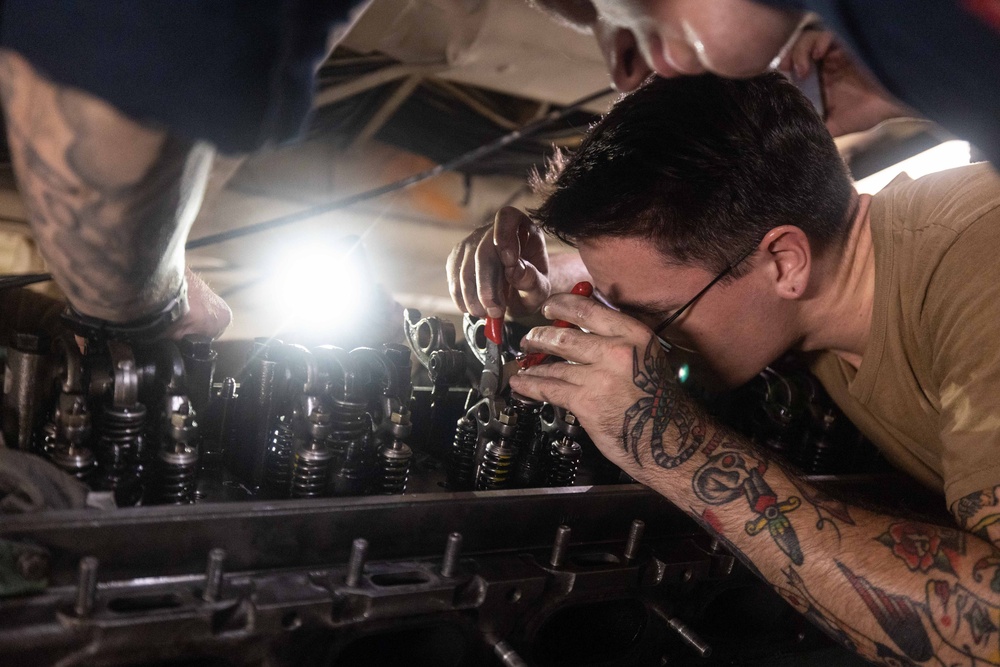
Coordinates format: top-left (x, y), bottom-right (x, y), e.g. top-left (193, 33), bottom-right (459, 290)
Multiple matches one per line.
top-left (1, 484), bottom-right (697, 585)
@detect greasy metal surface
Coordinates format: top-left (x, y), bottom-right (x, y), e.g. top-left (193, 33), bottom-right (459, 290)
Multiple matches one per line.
top-left (0, 524), bottom-right (739, 667)
top-left (0, 484), bottom-right (695, 585)
top-left (1, 342), bottom-right (47, 451)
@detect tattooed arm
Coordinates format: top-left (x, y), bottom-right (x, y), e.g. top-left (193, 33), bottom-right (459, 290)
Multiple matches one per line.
top-left (511, 293), bottom-right (1000, 667)
top-left (0, 49), bottom-right (230, 339)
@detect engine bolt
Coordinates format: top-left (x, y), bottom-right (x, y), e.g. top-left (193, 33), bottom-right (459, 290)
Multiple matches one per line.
top-left (441, 532), bottom-right (463, 578)
top-left (345, 538), bottom-right (368, 587)
top-left (74, 556), bottom-right (99, 617)
top-left (202, 548), bottom-right (226, 602)
top-left (624, 519), bottom-right (645, 561)
top-left (549, 525), bottom-right (571, 568)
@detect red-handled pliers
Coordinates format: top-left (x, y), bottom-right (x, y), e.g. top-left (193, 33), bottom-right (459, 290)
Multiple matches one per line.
top-left (478, 314), bottom-right (507, 398)
top-left (517, 281), bottom-right (594, 370)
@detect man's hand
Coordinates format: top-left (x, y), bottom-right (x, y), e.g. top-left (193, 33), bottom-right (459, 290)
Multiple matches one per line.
top-left (778, 28), bottom-right (914, 137)
top-left (447, 207), bottom-right (551, 318)
top-left (163, 267), bottom-right (232, 341)
top-left (72, 267), bottom-right (231, 351)
top-left (509, 291), bottom-right (681, 484)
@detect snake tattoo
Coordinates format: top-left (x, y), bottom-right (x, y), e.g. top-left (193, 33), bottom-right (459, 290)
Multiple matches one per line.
top-left (621, 338), bottom-right (706, 468)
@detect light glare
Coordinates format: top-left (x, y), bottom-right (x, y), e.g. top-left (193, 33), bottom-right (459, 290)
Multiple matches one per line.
top-left (677, 363), bottom-right (690, 384)
top-left (267, 244), bottom-right (367, 334)
top-left (855, 140), bottom-right (971, 195)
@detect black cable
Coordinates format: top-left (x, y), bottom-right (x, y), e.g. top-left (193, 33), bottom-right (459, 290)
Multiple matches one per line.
top-left (0, 86), bottom-right (613, 287)
top-left (185, 87), bottom-right (611, 250)
top-left (0, 272), bottom-right (53, 290)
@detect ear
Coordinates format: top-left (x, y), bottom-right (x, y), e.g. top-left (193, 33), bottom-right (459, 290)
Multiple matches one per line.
top-left (759, 226), bottom-right (811, 300)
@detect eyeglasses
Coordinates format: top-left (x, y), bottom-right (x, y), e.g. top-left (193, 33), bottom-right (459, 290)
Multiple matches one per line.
top-left (652, 244), bottom-right (758, 350)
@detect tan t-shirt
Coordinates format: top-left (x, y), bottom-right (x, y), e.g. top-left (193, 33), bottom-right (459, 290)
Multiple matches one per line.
top-left (812, 163), bottom-right (1000, 509)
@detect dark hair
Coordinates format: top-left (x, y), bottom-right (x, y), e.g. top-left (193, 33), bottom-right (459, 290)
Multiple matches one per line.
top-left (530, 73), bottom-right (853, 276)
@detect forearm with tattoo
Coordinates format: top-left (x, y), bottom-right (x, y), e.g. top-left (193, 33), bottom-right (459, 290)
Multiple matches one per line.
top-left (0, 49), bottom-right (214, 322)
top-left (623, 338), bottom-right (1000, 666)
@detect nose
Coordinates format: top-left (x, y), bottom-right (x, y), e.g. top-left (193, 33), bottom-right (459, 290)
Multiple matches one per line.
top-left (602, 28), bottom-right (653, 92)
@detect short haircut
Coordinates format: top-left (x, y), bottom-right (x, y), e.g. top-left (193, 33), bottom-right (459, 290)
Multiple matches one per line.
top-left (530, 73), bottom-right (854, 276)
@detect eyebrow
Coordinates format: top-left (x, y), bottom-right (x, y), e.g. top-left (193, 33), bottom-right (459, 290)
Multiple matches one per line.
top-left (592, 287), bottom-right (672, 315)
top-left (613, 299), bottom-right (675, 318)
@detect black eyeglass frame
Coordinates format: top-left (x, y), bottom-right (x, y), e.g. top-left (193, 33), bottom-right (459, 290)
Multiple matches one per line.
top-left (651, 244), bottom-right (759, 346)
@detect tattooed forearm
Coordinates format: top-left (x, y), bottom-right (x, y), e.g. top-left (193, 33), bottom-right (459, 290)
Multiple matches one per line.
top-left (788, 477), bottom-right (854, 541)
top-left (973, 555), bottom-right (1000, 594)
top-left (621, 338), bottom-right (707, 468)
top-left (778, 565), bottom-right (872, 655)
top-left (953, 485), bottom-right (1000, 542)
top-left (613, 336), bottom-right (1000, 666)
top-left (838, 561), bottom-right (935, 663)
top-left (952, 486), bottom-right (1000, 595)
top-left (693, 449), bottom-right (804, 565)
top-left (926, 578), bottom-right (1000, 663)
top-left (621, 338), bottom-right (806, 563)
top-left (876, 522), bottom-right (965, 576)
top-left (0, 49), bottom-right (214, 322)
top-left (780, 565), bottom-right (935, 666)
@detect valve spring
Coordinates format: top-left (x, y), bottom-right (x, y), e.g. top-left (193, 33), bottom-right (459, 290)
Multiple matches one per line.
top-left (291, 441), bottom-right (334, 499)
top-left (447, 415), bottom-right (478, 491)
top-left (261, 416), bottom-right (294, 498)
top-left (476, 438), bottom-right (516, 491)
top-left (800, 435), bottom-right (839, 474)
top-left (763, 434), bottom-right (795, 458)
top-left (150, 447), bottom-right (199, 504)
top-left (798, 412), bottom-right (840, 474)
top-left (96, 404), bottom-right (147, 493)
top-left (45, 422), bottom-right (97, 484)
top-left (755, 401), bottom-right (797, 459)
top-left (51, 445), bottom-right (97, 484)
top-left (510, 398), bottom-right (541, 453)
top-left (327, 396), bottom-right (368, 467)
top-left (513, 431), bottom-right (550, 488)
top-left (378, 439), bottom-right (412, 495)
top-left (330, 434), bottom-right (375, 497)
top-left (39, 422), bottom-right (57, 457)
top-left (547, 436), bottom-right (582, 487)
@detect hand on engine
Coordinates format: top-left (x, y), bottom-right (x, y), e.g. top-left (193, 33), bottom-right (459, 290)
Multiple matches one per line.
top-left (447, 206), bottom-right (551, 319)
top-left (163, 266), bottom-right (233, 341)
top-left (508, 291), bottom-right (682, 485)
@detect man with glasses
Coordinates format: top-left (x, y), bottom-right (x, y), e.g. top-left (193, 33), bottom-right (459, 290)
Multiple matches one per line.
top-left (448, 72), bottom-right (1000, 666)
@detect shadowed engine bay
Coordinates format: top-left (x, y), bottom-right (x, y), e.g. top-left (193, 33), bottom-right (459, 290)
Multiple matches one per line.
top-left (0, 309), bottom-right (941, 666)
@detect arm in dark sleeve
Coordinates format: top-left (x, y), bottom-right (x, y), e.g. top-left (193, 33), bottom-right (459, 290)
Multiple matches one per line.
top-left (0, 1), bottom-right (370, 331)
top-left (0, 0), bottom-right (372, 154)
top-left (0, 49), bottom-right (212, 324)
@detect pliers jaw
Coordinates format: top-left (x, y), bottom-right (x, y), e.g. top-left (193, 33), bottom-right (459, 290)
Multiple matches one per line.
top-left (463, 314), bottom-right (516, 400)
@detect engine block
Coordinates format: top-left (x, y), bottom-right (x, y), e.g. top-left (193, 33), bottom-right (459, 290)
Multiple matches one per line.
top-left (0, 312), bottom-right (935, 666)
